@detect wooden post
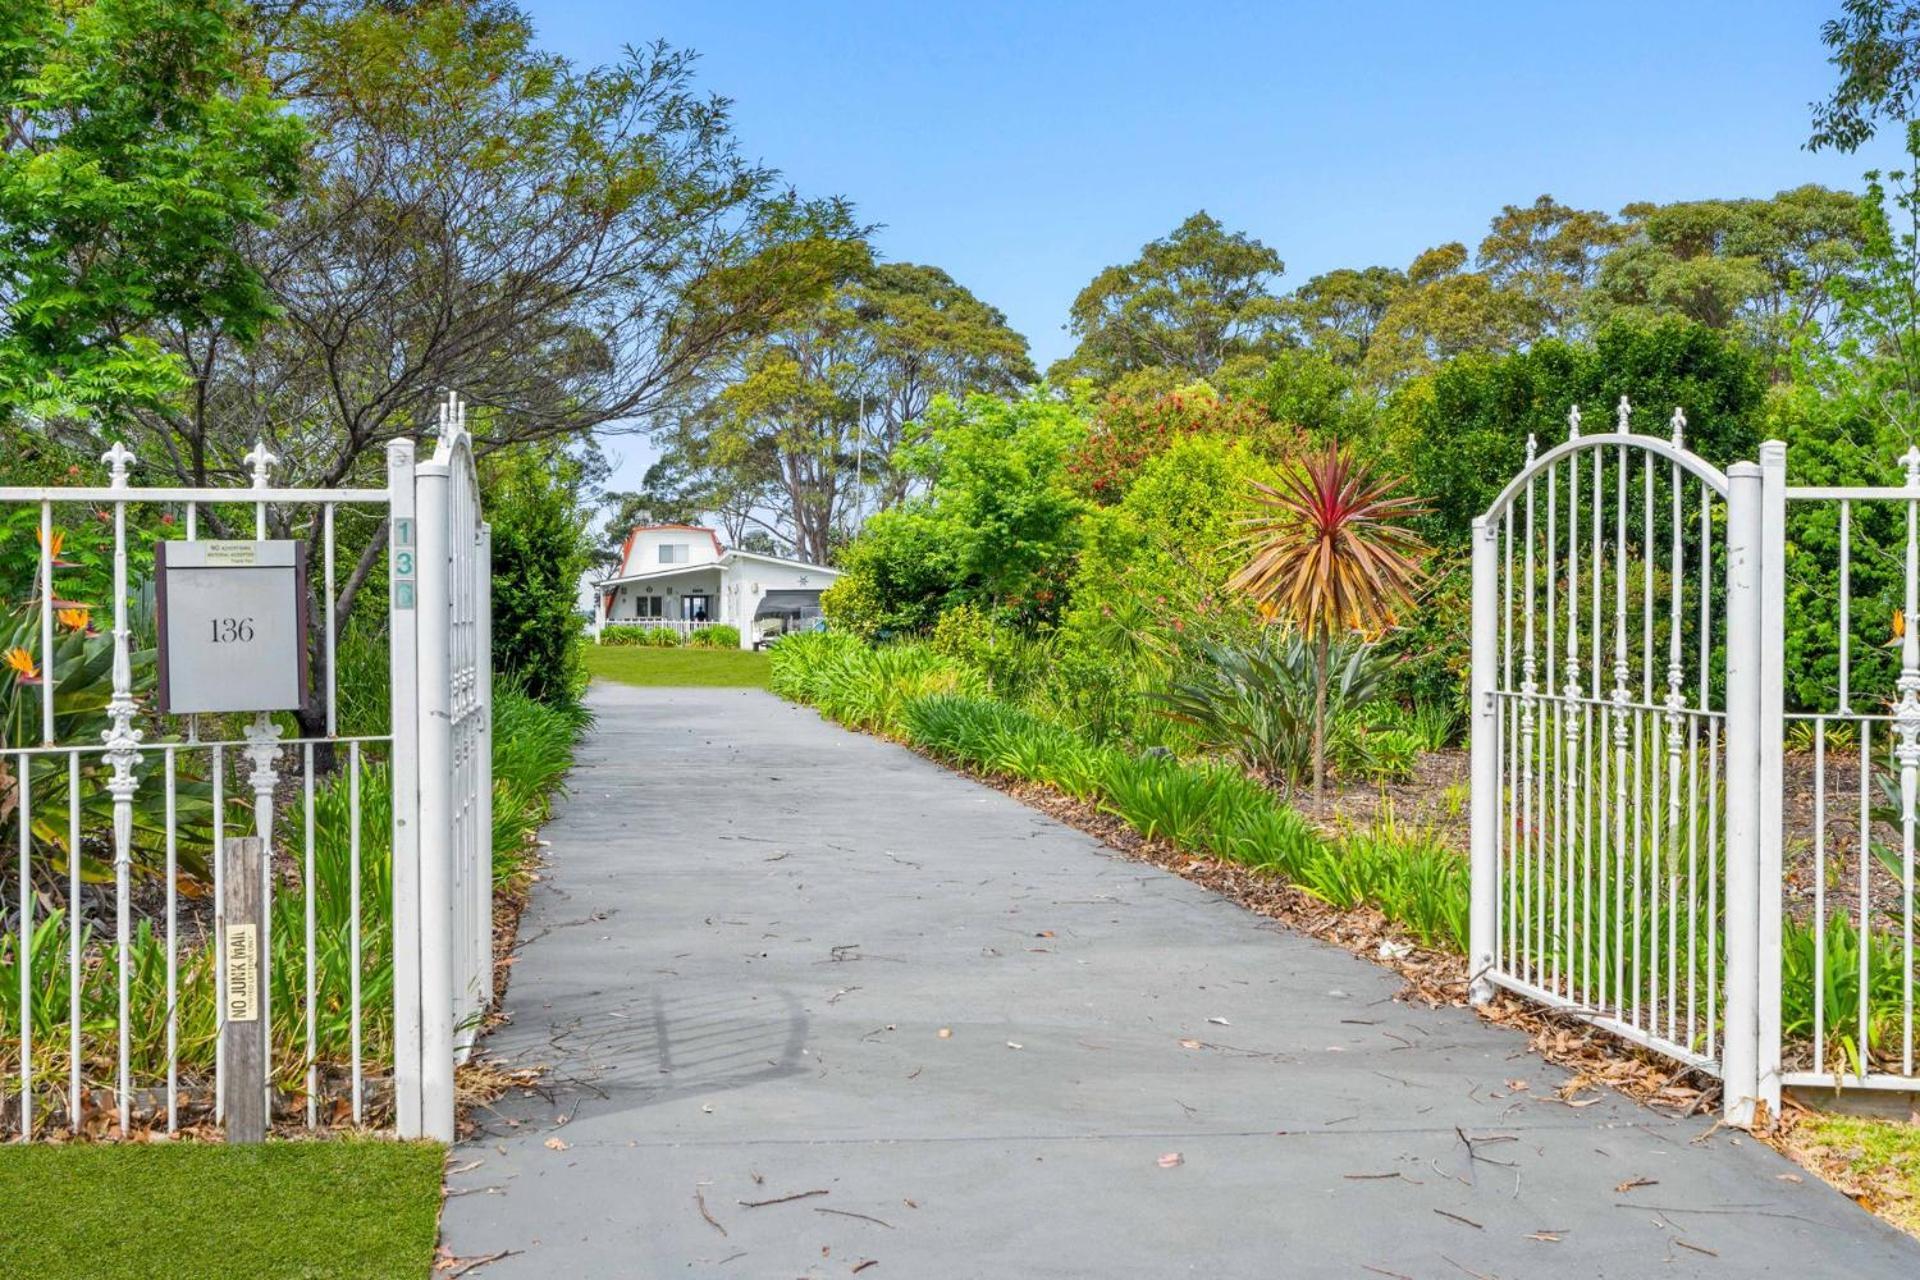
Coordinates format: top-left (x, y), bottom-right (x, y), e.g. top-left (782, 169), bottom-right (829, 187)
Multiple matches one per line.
top-left (219, 836), bottom-right (267, 1143)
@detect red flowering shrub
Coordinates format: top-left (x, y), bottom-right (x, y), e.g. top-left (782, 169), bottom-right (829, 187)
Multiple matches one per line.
top-left (1066, 390), bottom-right (1296, 504)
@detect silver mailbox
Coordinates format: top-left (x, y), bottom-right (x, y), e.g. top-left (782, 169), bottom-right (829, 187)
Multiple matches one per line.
top-left (156, 540), bottom-right (310, 715)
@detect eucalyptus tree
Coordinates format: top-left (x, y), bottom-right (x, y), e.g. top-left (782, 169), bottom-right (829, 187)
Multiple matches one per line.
top-left (1811, 0), bottom-right (1920, 151)
top-left (107, 3), bottom-right (860, 509)
top-left (1475, 195), bottom-right (1623, 342)
top-left (1361, 243), bottom-right (1533, 386)
top-left (1584, 187), bottom-right (1865, 370)
top-left (1280, 266), bottom-right (1405, 368)
top-left (1049, 211), bottom-right (1288, 387)
top-left (847, 263), bottom-right (1035, 507)
top-left (648, 259), bottom-right (1032, 560)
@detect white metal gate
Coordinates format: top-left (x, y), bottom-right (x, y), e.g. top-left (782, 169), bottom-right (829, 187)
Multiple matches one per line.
top-left (1471, 400), bottom-right (1920, 1125)
top-left (2, 391), bottom-right (489, 1143)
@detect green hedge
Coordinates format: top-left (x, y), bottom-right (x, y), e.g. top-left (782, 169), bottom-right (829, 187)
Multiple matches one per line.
top-left (687, 624), bottom-right (740, 649)
top-left (600, 625), bottom-right (682, 647)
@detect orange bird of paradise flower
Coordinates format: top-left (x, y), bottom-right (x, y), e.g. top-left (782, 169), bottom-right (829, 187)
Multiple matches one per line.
top-left (56, 608), bottom-right (89, 632)
top-left (4, 648), bottom-right (41, 682)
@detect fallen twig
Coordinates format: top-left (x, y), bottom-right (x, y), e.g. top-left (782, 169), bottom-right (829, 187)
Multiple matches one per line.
top-left (739, 1188), bottom-right (829, 1209)
top-left (441, 1250), bottom-right (522, 1279)
top-left (696, 1187), bottom-right (727, 1236)
top-left (816, 1207), bottom-right (894, 1229)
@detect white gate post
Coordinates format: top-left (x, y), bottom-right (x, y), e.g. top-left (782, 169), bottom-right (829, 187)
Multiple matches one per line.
top-left (387, 440), bottom-right (425, 1138)
top-left (415, 453), bottom-right (457, 1142)
top-left (1756, 442), bottom-right (1787, 1119)
top-left (1722, 459), bottom-right (1764, 1127)
top-left (1468, 514), bottom-right (1499, 1004)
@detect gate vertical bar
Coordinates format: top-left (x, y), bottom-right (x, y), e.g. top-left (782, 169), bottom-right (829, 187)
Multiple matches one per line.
top-left (477, 522), bottom-right (495, 1010)
top-left (1469, 514), bottom-right (1498, 1004)
top-left (1722, 459), bottom-right (1763, 1127)
top-left (387, 439), bottom-right (424, 1138)
top-left (415, 441), bottom-right (456, 1143)
top-left (1756, 442), bottom-right (1787, 1116)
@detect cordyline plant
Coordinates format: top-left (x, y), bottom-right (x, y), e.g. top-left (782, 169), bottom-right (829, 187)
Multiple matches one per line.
top-left (1229, 445), bottom-right (1428, 812)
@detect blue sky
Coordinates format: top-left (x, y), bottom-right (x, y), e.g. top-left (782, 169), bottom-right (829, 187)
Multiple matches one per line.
top-left (518, 0), bottom-right (1907, 491)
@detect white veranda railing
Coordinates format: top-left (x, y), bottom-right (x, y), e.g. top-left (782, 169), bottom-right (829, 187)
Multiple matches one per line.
top-left (2, 392), bottom-right (490, 1143)
top-left (1470, 399), bottom-right (1920, 1125)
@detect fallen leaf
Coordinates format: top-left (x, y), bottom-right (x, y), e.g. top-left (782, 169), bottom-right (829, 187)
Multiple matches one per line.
top-left (1525, 1231), bottom-right (1563, 1243)
top-left (937, 1028), bottom-right (952, 1039)
top-left (1179, 1038), bottom-right (1202, 1050)
top-left (1207, 1017), bottom-right (1230, 1026)
top-left (1157, 1152), bottom-right (1184, 1168)
top-left (1006, 1041), bottom-right (1024, 1050)
top-left (1614, 1176), bottom-right (1658, 1193)
top-left (543, 1137), bottom-right (570, 1151)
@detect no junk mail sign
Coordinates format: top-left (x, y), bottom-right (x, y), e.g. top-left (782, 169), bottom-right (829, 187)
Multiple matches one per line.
top-left (156, 541), bottom-right (310, 716)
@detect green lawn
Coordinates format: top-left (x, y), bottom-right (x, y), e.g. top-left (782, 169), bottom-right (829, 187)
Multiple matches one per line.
top-left (586, 643), bottom-right (771, 687)
top-left (0, 1140), bottom-right (444, 1279)
top-left (1793, 1114), bottom-right (1920, 1237)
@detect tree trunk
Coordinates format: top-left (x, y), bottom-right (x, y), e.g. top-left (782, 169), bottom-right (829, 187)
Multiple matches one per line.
top-left (1311, 626), bottom-right (1329, 815)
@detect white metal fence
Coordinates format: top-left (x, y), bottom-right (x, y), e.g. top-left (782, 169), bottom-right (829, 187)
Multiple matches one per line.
top-left (1, 392), bottom-right (489, 1143)
top-left (1470, 400), bottom-right (1919, 1125)
top-left (594, 617), bottom-right (703, 640)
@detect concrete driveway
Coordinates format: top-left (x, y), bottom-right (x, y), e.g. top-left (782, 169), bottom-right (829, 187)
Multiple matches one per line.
top-left (439, 682), bottom-right (1920, 1277)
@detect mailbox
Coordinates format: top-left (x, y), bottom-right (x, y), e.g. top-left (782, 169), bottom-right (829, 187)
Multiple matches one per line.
top-left (156, 540), bottom-right (310, 715)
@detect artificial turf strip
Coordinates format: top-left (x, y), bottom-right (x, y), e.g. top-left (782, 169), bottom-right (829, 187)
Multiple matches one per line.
top-left (0, 1139), bottom-right (445, 1279)
top-left (585, 644), bottom-right (772, 688)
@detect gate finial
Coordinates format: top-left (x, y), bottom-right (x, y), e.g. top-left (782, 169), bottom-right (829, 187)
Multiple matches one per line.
top-left (1525, 432), bottom-right (1538, 464)
top-left (100, 441), bottom-right (136, 488)
top-left (1670, 407), bottom-right (1687, 449)
top-left (437, 390), bottom-right (466, 443)
top-left (1904, 445), bottom-right (1920, 491)
top-left (1567, 404), bottom-right (1581, 440)
top-left (1616, 394), bottom-right (1632, 434)
top-left (243, 440), bottom-right (278, 489)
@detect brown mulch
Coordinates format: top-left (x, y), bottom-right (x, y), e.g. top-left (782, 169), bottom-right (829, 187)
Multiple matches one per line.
top-left (1313, 749), bottom-right (1470, 846)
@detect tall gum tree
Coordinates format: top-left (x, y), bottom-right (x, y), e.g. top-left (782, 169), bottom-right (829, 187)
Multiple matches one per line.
top-left (1049, 211), bottom-right (1287, 388)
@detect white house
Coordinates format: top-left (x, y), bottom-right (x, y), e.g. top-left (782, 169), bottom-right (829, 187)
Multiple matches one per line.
top-left (592, 523), bottom-right (841, 649)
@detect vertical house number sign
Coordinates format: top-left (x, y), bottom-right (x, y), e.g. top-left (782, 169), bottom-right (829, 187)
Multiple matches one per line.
top-left (393, 517), bottom-right (416, 610)
top-left (155, 540), bottom-right (311, 715)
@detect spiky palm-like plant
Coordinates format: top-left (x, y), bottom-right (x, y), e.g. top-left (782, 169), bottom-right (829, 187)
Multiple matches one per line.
top-left (1229, 445), bottom-right (1428, 811)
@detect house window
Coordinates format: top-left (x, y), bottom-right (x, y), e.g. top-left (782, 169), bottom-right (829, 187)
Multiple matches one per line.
top-left (659, 544), bottom-right (689, 564)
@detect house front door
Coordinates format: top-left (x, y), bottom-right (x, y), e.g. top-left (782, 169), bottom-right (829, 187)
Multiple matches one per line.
top-left (682, 593), bottom-right (712, 624)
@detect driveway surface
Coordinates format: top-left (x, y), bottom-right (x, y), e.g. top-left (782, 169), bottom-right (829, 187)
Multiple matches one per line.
top-left (440, 682), bottom-right (1920, 1278)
